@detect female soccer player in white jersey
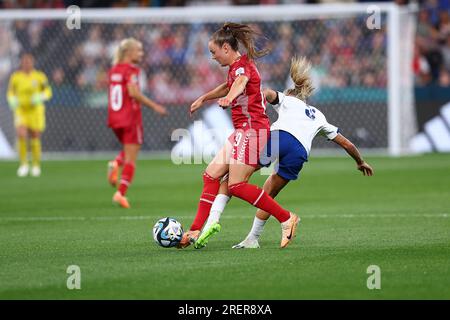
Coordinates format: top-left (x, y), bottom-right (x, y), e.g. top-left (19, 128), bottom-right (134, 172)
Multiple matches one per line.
top-left (194, 56), bottom-right (374, 249)
top-left (179, 23), bottom-right (300, 249)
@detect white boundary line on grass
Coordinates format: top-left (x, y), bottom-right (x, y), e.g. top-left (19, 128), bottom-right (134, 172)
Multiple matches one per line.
top-left (0, 213), bottom-right (448, 223)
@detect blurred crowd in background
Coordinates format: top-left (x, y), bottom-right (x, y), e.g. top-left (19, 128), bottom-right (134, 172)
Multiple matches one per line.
top-left (0, 0), bottom-right (419, 9)
top-left (0, 0), bottom-right (448, 108)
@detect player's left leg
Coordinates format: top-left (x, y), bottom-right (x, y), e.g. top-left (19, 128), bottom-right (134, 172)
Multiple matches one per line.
top-left (108, 150), bottom-right (124, 187)
top-left (14, 108), bottom-right (30, 177)
top-left (28, 105), bottom-right (45, 177)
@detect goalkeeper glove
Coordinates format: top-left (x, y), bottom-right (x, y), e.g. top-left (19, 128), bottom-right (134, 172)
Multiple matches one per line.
top-left (31, 93), bottom-right (44, 106)
top-left (7, 96), bottom-right (19, 111)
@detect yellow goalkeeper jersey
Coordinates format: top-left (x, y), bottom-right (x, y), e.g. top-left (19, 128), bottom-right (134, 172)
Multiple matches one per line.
top-left (7, 70), bottom-right (52, 110)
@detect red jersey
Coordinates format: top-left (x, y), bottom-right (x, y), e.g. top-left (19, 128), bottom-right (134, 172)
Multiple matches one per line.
top-left (107, 63), bottom-right (142, 128)
top-left (227, 54), bottom-right (269, 130)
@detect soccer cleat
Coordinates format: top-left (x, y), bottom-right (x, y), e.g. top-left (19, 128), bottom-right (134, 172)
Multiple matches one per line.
top-left (107, 160), bottom-right (119, 187)
top-left (194, 222), bottom-right (221, 249)
top-left (112, 191), bottom-right (130, 209)
top-left (17, 164), bottom-right (30, 177)
top-left (177, 230), bottom-right (200, 249)
top-left (280, 213), bottom-right (300, 249)
top-left (31, 166), bottom-right (41, 177)
top-left (232, 238), bottom-right (260, 249)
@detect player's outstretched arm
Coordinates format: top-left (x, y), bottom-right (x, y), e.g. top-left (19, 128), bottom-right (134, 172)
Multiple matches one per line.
top-left (127, 83), bottom-right (167, 116)
top-left (218, 76), bottom-right (248, 108)
top-left (332, 134), bottom-right (374, 176)
top-left (190, 82), bottom-right (229, 114)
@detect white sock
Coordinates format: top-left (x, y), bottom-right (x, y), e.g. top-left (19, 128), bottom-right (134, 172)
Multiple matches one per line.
top-left (246, 216), bottom-right (267, 241)
top-left (203, 194), bottom-right (230, 231)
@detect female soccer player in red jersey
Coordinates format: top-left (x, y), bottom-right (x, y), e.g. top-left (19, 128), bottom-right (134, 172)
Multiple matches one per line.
top-left (107, 38), bottom-right (167, 208)
top-left (180, 23), bottom-right (299, 249)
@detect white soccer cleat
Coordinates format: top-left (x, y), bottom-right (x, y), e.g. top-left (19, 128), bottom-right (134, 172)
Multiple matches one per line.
top-left (31, 166), bottom-right (41, 177)
top-left (232, 238), bottom-right (260, 249)
top-left (17, 164), bottom-right (30, 177)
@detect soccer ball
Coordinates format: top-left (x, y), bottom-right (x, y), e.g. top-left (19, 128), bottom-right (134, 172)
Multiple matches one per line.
top-left (152, 217), bottom-right (184, 248)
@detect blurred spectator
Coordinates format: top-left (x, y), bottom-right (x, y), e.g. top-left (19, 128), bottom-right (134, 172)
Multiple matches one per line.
top-left (438, 67), bottom-right (450, 86)
top-left (442, 35), bottom-right (450, 69)
top-left (436, 10), bottom-right (450, 42)
top-left (0, 0), bottom-right (448, 112)
top-left (413, 41), bottom-right (433, 85)
top-left (82, 26), bottom-right (105, 60)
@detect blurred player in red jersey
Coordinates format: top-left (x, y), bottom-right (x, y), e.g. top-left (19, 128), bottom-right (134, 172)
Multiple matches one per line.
top-left (107, 38), bottom-right (167, 208)
top-left (180, 23), bottom-right (299, 249)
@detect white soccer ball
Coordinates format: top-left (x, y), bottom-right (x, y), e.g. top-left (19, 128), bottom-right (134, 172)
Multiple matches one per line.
top-left (153, 217), bottom-right (184, 248)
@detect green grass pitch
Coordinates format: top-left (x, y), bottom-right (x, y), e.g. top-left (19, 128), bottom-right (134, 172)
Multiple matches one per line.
top-left (0, 154), bottom-right (449, 299)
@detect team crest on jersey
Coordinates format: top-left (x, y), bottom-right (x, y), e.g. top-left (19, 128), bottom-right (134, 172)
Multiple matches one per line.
top-left (130, 74), bottom-right (138, 83)
top-left (235, 67), bottom-right (245, 76)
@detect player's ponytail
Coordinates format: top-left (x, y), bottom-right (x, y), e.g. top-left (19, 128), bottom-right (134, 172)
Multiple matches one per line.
top-left (211, 22), bottom-right (269, 60)
top-left (285, 56), bottom-right (314, 101)
top-left (113, 38), bottom-right (141, 65)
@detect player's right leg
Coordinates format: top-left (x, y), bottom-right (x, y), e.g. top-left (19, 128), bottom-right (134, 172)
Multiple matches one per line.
top-left (28, 105), bottom-right (45, 177)
top-left (178, 142), bottom-right (232, 249)
top-left (15, 125), bottom-right (29, 177)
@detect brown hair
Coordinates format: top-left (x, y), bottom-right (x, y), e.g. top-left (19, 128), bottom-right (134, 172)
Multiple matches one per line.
top-left (210, 22), bottom-right (269, 60)
top-left (285, 56), bottom-right (314, 101)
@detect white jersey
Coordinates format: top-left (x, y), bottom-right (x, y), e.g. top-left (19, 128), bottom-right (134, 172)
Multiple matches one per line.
top-left (270, 92), bottom-right (339, 155)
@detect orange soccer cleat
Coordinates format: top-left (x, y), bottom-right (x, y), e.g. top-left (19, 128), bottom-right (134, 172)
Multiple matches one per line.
top-left (113, 191), bottom-right (130, 209)
top-left (107, 160), bottom-right (119, 187)
top-left (280, 213), bottom-right (300, 249)
top-left (177, 230), bottom-right (200, 249)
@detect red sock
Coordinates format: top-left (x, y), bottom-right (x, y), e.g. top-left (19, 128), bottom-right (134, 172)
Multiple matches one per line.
top-left (118, 161), bottom-right (135, 196)
top-left (115, 151), bottom-right (125, 167)
top-left (190, 172), bottom-right (220, 231)
top-left (229, 182), bottom-right (290, 223)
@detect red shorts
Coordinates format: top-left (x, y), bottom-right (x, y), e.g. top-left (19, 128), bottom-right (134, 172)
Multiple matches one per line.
top-left (228, 127), bottom-right (270, 168)
top-left (112, 124), bottom-right (143, 145)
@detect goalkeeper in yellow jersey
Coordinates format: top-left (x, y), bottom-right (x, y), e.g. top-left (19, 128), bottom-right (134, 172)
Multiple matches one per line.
top-left (7, 53), bottom-right (52, 177)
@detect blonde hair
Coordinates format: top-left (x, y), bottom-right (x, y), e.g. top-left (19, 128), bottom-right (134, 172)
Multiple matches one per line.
top-left (113, 38), bottom-right (142, 65)
top-left (285, 56), bottom-right (314, 101)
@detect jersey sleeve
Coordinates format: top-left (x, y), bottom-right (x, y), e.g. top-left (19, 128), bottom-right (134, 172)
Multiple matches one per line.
top-left (319, 118), bottom-right (340, 140)
top-left (125, 68), bottom-right (139, 86)
top-left (234, 63), bottom-right (251, 80)
top-left (40, 72), bottom-right (53, 101)
top-left (7, 73), bottom-right (16, 98)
